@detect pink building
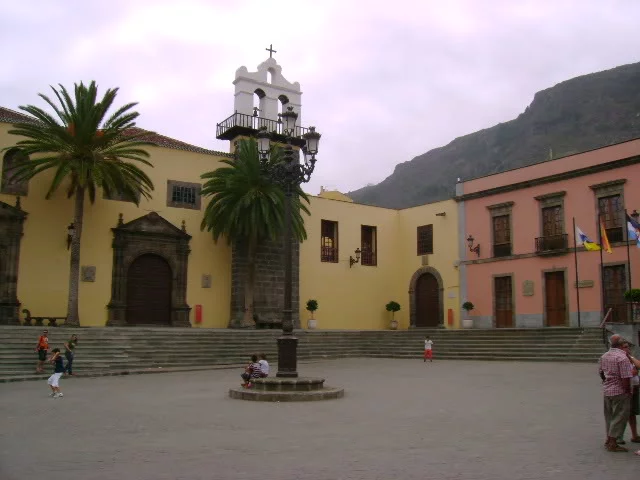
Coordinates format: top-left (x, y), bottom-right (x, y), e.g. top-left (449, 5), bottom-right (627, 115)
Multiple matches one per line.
top-left (456, 138), bottom-right (640, 328)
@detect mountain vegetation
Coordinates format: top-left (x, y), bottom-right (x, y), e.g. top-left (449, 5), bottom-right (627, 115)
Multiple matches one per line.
top-left (348, 62), bottom-right (640, 208)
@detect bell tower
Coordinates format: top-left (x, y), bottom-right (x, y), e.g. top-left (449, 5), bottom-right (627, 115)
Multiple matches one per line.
top-left (216, 47), bottom-right (308, 147)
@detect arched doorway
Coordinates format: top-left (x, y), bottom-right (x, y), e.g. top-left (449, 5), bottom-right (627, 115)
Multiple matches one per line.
top-left (126, 254), bottom-right (172, 325)
top-left (415, 273), bottom-right (440, 327)
top-left (409, 267), bottom-right (444, 328)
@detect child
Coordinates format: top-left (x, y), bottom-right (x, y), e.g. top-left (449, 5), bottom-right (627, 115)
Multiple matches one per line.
top-left (241, 354), bottom-right (262, 388)
top-left (35, 329), bottom-right (49, 373)
top-left (258, 353), bottom-right (269, 378)
top-left (47, 348), bottom-right (65, 398)
top-left (64, 334), bottom-right (78, 375)
top-left (424, 336), bottom-right (433, 363)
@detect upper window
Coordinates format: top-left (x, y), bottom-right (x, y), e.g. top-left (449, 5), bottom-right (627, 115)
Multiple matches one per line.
top-left (104, 189), bottom-right (140, 203)
top-left (1, 148), bottom-right (29, 196)
top-left (321, 220), bottom-right (339, 263)
top-left (361, 225), bottom-right (377, 266)
top-left (492, 214), bottom-right (512, 257)
top-left (166, 180), bottom-right (201, 210)
top-left (599, 194), bottom-right (623, 243)
top-left (417, 225), bottom-right (433, 255)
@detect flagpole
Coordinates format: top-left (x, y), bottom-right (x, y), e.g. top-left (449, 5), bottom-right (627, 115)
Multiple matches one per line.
top-left (572, 217), bottom-right (582, 328)
top-left (625, 209), bottom-right (632, 322)
top-left (598, 212), bottom-right (606, 321)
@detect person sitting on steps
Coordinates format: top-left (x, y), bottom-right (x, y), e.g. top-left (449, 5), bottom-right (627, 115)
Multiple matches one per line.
top-left (241, 354), bottom-right (262, 388)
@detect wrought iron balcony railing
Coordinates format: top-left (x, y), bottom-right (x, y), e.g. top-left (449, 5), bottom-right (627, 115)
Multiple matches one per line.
top-left (535, 234), bottom-right (568, 254)
top-left (216, 112), bottom-right (309, 146)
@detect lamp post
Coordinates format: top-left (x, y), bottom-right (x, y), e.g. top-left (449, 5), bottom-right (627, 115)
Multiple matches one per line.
top-left (256, 107), bottom-right (321, 378)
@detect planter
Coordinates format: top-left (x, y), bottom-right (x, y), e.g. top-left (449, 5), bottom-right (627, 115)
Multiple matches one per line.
top-left (461, 318), bottom-right (473, 329)
top-left (307, 319), bottom-right (317, 330)
top-left (390, 320), bottom-right (398, 330)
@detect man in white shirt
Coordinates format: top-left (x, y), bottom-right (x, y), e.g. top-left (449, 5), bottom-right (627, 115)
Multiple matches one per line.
top-left (424, 336), bottom-right (433, 363)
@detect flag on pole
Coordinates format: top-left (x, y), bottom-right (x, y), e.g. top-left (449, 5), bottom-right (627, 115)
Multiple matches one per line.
top-left (599, 220), bottom-right (613, 254)
top-left (575, 225), bottom-right (601, 251)
top-left (626, 213), bottom-right (640, 249)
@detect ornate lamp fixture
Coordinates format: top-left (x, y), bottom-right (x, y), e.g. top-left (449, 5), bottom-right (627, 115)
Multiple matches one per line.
top-left (254, 112), bottom-right (321, 378)
top-left (349, 248), bottom-right (361, 268)
top-left (467, 235), bottom-right (480, 257)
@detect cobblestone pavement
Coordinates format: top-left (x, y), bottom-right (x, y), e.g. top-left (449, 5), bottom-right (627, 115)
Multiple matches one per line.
top-left (1, 358), bottom-right (638, 480)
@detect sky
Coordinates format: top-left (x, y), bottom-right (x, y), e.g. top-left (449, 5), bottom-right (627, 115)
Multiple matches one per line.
top-left (2, 0), bottom-right (640, 195)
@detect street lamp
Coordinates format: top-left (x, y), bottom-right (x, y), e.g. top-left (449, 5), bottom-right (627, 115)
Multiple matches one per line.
top-left (255, 109), bottom-right (321, 378)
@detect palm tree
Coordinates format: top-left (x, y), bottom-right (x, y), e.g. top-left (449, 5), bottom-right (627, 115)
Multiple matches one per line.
top-left (200, 138), bottom-right (310, 327)
top-left (5, 81), bottom-right (154, 326)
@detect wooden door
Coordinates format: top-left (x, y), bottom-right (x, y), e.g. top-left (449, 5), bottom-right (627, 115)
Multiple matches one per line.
top-left (545, 271), bottom-right (567, 326)
top-left (415, 273), bottom-right (440, 327)
top-left (494, 276), bottom-right (513, 328)
top-left (603, 265), bottom-right (628, 323)
top-left (126, 254), bottom-right (172, 325)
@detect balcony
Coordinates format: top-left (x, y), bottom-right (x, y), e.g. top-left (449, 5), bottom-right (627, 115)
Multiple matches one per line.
top-left (216, 112), bottom-right (309, 147)
top-left (535, 234), bottom-right (569, 255)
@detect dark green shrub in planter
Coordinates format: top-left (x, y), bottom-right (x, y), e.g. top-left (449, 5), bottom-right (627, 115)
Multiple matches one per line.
top-left (624, 289), bottom-right (640, 303)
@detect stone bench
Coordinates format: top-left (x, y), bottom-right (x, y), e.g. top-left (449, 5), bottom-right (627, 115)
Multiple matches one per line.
top-left (22, 309), bottom-right (67, 327)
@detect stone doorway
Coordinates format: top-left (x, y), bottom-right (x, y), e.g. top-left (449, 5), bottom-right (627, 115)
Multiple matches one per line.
top-left (126, 254), bottom-right (172, 325)
top-left (409, 267), bottom-right (444, 328)
top-left (0, 199), bottom-right (26, 325)
top-left (107, 212), bottom-right (191, 327)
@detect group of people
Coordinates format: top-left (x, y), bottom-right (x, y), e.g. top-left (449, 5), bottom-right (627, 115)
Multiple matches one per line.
top-left (35, 329), bottom-right (78, 398)
top-left (598, 333), bottom-right (640, 454)
top-left (240, 353), bottom-right (269, 388)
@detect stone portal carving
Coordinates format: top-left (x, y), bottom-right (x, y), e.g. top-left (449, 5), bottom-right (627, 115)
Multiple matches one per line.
top-left (0, 199), bottom-right (27, 325)
top-left (106, 212), bottom-right (191, 327)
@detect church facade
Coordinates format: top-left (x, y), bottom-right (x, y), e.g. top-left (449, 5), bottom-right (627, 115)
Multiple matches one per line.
top-left (0, 57), bottom-right (461, 330)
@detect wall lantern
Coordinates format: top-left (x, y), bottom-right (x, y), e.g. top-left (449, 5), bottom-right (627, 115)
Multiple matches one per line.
top-left (467, 235), bottom-right (480, 257)
top-left (631, 209), bottom-right (640, 223)
top-left (67, 222), bottom-right (76, 250)
top-left (349, 248), bottom-right (361, 268)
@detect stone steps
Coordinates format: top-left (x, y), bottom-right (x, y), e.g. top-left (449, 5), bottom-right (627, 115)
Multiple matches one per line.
top-left (0, 326), bottom-right (605, 379)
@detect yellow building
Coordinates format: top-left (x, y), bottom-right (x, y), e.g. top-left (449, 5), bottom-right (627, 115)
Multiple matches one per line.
top-left (0, 56), bottom-right (461, 330)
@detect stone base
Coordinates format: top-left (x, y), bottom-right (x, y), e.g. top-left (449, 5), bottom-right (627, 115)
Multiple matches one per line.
top-left (228, 376), bottom-right (345, 402)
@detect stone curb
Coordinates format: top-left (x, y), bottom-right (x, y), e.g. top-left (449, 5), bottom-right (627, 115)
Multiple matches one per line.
top-left (228, 386), bottom-right (345, 402)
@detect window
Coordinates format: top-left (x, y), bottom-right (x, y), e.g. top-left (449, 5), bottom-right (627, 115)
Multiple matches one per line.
top-left (599, 195), bottom-right (623, 243)
top-left (166, 180), bottom-right (201, 210)
top-left (492, 215), bottom-right (512, 257)
top-left (488, 201), bottom-right (513, 257)
top-left (321, 220), bottom-right (338, 262)
top-left (1, 148), bottom-right (29, 196)
top-left (417, 225), bottom-right (433, 255)
top-left (361, 225), bottom-right (377, 266)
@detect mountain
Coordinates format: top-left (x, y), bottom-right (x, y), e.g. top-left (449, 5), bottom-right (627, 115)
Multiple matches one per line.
top-left (348, 62), bottom-right (640, 208)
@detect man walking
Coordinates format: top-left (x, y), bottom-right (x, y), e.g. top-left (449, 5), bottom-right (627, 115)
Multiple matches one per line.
top-left (599, 334), bottom-right (634, 452)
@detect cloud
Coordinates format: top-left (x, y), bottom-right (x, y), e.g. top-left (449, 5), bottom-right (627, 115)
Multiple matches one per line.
top-left (1, 0), bottom-right (639, 195)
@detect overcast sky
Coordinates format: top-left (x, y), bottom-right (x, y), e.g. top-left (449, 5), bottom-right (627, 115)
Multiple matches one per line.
top-left (2, 0), bottom-right (640, 195)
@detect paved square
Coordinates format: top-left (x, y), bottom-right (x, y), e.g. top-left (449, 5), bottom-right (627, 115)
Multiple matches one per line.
top-left (0, 358), bottom-right (638, 480)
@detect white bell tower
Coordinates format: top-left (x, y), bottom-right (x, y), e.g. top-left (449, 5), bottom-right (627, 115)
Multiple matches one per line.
top-left (216, 46), bottom-right (307, 143)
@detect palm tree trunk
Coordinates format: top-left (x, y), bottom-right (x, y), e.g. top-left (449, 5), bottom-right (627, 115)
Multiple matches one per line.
top-left (242, 239), bottom-right (257, 327)
top-left (66, 187), bottom-right (84, 326)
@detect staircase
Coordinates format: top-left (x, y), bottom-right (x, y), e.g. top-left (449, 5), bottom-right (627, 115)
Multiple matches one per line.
top-left (0, 327), bottom-right (606, 382)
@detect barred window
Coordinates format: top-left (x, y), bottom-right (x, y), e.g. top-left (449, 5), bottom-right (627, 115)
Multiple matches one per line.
top-left (321, 220), bottom-right (338, 263)
top-left (417, 225), bottom-right (433, 255)
top-left (167, 180), bottom-right (201, 210)
top-left (361, 225), bottom-right (377, 266)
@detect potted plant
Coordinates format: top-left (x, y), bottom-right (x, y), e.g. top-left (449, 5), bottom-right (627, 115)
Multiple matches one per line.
top-left (624, 289), bottom-right (640, 322)
top-left (306, 299), bottom-right (318, 329)
top-left (461, 301), bottom-right (475, 329)
top-left (385, 301), bottom-right (401, 330)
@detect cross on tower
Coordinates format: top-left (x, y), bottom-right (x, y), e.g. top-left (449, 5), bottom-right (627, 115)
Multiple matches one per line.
top-left (266, 44), bottom-right (277, 58)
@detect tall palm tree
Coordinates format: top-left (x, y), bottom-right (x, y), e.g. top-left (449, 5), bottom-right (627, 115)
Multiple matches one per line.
top-left (200, 138), bottom-right (310, 327)
top-left (5, 81), bottom-right (154, 326)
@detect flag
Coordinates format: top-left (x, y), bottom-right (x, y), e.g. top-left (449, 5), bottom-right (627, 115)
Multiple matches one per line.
top-left (599, 220), bottom-right (612, 254)
top-left (626, 213), bottom-right (640, 249)
top-left (575, 225), bottom-right (601, 251)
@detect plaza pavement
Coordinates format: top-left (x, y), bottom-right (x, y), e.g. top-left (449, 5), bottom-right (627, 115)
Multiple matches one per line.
top-left (0, 358), bottom-right (637, 480)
